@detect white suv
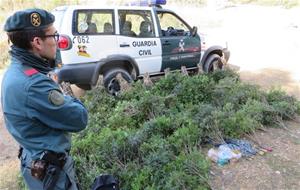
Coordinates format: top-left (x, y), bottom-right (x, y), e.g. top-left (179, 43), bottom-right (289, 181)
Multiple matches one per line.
top-left (53, 1), bottom-right (229, 94)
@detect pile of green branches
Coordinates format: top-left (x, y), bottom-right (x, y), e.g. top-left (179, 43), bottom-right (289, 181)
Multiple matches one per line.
top-left (73, 69), bottom-right (300, 189)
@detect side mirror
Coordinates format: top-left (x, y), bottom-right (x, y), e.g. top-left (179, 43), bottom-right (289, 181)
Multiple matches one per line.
top-left (191, 26), bottom-right (198, 37)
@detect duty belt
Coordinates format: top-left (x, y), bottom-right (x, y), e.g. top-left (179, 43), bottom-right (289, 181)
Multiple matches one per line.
top-left (18, 147), bottom-right (67, 169)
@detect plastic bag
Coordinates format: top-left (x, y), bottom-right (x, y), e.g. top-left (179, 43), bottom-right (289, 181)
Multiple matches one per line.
top-left (207, 148), bottom-right (219, 162)
top-left (207, 144), bottom-right (242, 166)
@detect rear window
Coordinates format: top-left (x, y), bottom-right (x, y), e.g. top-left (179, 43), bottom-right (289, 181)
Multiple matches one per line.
top-left (73, 10), bottom-right (114, 35)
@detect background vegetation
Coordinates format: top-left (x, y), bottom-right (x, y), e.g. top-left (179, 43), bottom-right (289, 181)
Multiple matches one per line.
top-left (72, 69), bottom-right (300, 189)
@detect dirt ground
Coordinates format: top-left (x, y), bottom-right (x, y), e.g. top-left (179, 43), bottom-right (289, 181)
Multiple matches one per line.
top-left (0, 106), bottom-right (19, 190)
top-left (240, 69), bottom-right (300, 100)
top-left (209, 120), bottom-right (300, 190)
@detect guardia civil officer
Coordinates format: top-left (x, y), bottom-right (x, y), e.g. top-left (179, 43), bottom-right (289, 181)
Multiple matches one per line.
top-left (1, 9), bottom-right (88, 190)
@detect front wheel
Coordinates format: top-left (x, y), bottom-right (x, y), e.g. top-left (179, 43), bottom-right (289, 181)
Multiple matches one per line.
top-left (204, 54), bottom-right (223, 72)
top-left (103, 68), bottom-right (133, 96)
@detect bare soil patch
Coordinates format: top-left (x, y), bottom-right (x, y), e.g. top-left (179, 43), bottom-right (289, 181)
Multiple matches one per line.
top-left (240, 68), bottom-right (300, 99)
top-left (0, 106), bottom-right (19, 190)
top-left (210, 121), bottom-right (300, 190)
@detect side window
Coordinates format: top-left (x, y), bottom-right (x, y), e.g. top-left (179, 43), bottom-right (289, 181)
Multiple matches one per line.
top-left (157, 12), bottom-right (190, 37)
top-left (118, 10), bottom-right (155, 38)
top-left (76, 10), bottom-right (114, 35)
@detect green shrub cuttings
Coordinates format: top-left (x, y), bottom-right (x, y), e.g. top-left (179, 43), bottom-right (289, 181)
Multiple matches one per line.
top-left (72, 69), bottom-right (300, 190)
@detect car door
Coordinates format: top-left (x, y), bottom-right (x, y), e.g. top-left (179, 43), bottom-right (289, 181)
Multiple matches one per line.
top-left (156, 10), bottom-right (201, 71)
top-left (117, 9), bottom-right (162, 75)
top-left (67, 9), bottom-right (118, 64)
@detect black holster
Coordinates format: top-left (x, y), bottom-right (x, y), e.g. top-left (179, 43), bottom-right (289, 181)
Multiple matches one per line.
top-left (31, 150), bottom-right (67, 190)
top-left (43, 164), bottom-right (61, 190)
top-left (40, 150), bottom-right (67, 169)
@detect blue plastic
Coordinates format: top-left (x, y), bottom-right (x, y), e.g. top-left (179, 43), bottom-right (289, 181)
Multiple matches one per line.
top-left (225, 139), bottom-right (257, 157)
top-left (217, 158), bottom-right (229, 166)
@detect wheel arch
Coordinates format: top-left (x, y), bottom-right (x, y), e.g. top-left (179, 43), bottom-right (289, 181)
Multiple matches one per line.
top-left (90, 55), bottom-right (140, 86)
top-left (201, 45), bottom-right (223, 70)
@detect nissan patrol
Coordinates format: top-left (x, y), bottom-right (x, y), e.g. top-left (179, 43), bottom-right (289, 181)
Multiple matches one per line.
top-left (52, 0), bottom-right (230, 94)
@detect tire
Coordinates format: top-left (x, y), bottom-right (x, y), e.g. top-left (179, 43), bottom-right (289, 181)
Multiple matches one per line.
top-left (103, 68), bottom-right (133, 95)
top-left (204, 54), bottom-right (223, 72)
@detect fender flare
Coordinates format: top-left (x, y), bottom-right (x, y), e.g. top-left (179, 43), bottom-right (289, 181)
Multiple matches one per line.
top-left (90, 55), bottom-right (140, 86)
top-left (201, 45), bottom-right (223, 69)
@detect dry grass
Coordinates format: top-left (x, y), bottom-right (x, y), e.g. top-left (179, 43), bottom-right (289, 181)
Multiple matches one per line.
top-left (0, 159), bottom-right (20, 190)
top-left (0, 107), bottom-right (19, 190)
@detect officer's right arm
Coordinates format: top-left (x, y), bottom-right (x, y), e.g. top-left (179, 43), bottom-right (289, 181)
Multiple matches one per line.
top-left (25, 77), bottom-right (88, 132)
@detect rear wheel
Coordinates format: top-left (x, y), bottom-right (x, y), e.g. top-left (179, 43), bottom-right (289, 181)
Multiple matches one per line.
top-left (204, 54), bottom-right (223, 72)
top-left (103, 68), bottom-right (132, 96)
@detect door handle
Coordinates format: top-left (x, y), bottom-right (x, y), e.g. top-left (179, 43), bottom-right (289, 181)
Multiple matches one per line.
top-left (120, 44), bottom-right (130, 47)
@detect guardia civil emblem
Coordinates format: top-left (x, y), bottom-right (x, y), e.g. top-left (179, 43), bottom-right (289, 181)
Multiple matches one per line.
top-left (30, 13), bottom-right (41, 27)
top-left (179, 39), bottom-right (185, 52)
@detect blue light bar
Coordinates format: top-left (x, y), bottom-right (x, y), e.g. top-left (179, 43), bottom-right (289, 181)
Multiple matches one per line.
top-left (126, 0), bottom-right (166, 6)
top-left (153, 0), bottom-right (166, 5)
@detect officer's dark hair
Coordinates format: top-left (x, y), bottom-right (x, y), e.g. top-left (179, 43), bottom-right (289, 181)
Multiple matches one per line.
top-left (7, 28), bottom-right (47, 50)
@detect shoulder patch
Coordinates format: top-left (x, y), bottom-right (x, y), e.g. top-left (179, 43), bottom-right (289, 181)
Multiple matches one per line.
top-left (24, 68), bottom-right (39, 76)
top-left (48, 90), bottom-right (64, 106)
